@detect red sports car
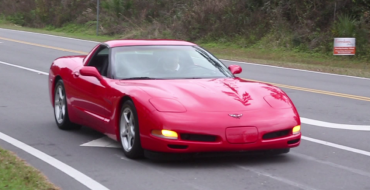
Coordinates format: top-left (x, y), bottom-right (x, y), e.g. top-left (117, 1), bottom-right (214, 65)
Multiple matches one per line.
top-left (48, 39), bottom-right (301, 160)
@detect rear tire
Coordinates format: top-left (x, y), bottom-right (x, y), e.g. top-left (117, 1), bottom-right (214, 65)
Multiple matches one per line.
top-left (119, 100), bottom-right (144, 159)
top-left (53, 79), bottom-right (81, 130)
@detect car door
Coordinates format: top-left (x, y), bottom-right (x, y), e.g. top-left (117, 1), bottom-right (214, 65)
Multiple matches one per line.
top-left (68, 45), bottom-right (112, 132)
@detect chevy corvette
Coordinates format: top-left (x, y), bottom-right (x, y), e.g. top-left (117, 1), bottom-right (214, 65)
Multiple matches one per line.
top-left (48, 39), bottom-right (301, 159)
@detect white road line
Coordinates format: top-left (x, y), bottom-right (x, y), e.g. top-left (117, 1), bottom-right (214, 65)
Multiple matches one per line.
top-left (1, 27), bottom-right (369, 80)
top-left (302, 136), bottom-right (370, 157)
top-left (302, 118), bottom-right (370, 131)
top-left (235, 165), bottom-right (318, 190)
top-left (0, 132), bottom-right (109, 190)
top-left (80, 136), bottom-right (120, 148)
top-left (221, 59), bottom-right (370, 80)
top-left (0, 61), bottom-right (48, 75)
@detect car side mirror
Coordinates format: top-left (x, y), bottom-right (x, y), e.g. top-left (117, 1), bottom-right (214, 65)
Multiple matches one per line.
top-left (228, 65), bottom-right (242, 75)
top-left (79, 66), bottom-right (108, 86)
top-left (80, 66), bottom-right (101, 78)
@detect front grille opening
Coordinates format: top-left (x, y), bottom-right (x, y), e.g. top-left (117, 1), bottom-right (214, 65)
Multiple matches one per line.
top-left (288, 139), bottom-right (300, 144)
top-left (180, 134), bottom-right (217, 142)
top-left (168, 144), bottom-right (188, 149)
top-left (263, 129), bottom-right (290, 140)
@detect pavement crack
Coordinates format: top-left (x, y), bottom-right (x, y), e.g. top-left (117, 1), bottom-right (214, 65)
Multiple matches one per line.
top-left (234, 164), bottom-right (319, 190)
top-left (292, 152), bottom-right (370, 178)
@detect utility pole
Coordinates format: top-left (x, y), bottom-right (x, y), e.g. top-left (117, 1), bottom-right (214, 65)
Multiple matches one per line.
top-left (334, 2), bottom-right (336, 23)
top-left (97, 0), bottom-right (100, 36)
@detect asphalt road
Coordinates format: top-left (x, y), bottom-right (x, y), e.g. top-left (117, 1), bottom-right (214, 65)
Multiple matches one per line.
top-left (1, 28), bottom-right (370, 190)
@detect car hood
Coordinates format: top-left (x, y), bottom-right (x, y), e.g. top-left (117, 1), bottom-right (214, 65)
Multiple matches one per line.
top-left (116, 78), bottom-right (293, 112)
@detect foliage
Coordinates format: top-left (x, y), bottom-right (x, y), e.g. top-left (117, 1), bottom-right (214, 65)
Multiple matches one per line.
top-left (333, 14), bottom-right (357, 37)
top-left (0, 0), bottom-right (369, 59)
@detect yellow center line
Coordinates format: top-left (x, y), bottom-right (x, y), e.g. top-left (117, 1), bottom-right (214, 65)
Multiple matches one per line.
top-left (0, 36), bottom-right (88, 55)
top-left (243, 78), bottom-right (370, 102)
top-left (1, 36), bottom-right (369, 102)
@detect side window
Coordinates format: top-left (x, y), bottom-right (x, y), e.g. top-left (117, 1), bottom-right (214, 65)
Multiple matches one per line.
top-left (87, 45), bottom-right (110, 77)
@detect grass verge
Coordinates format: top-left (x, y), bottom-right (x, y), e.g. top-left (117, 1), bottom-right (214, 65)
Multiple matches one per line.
top-left (201, 44), bottom-right (370, 78)
top-left (0, 147), bottom-right (59, 190)
top-left (0, 20), bottom-right (369, 78)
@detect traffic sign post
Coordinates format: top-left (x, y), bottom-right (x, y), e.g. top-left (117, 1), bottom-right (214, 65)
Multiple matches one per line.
top-left (333, 38), bottom-right (356, 55)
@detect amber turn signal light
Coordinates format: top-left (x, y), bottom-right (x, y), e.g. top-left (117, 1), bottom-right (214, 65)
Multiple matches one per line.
top-left (152, 129), bottom-right (178, 139)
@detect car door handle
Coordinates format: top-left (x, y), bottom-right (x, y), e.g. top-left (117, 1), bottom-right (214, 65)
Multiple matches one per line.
top-left (73, 72), bottom-right (80, 77)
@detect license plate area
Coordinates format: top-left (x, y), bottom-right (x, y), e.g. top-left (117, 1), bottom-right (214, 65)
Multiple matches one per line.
top-left (225, 127), bottom-right (259, 144)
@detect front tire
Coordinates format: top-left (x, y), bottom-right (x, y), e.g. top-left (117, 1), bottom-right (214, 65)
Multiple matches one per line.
top-left (53, 79), bottom-right (81, 130)
top-left (119, 100), bottom-right (143, 159)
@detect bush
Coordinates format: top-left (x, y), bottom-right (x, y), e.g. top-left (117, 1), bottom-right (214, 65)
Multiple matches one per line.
top-left (0, 0), bottom-right (369, 59)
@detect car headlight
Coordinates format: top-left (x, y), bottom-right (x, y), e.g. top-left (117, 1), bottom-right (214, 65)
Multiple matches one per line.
top-left (292, 125), bottom-right (301, 134)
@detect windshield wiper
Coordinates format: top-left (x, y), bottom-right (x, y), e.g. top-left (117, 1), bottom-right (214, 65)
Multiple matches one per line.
top-left (194, 48), bottom-right (232, 77)
top-left (182, 77), bottom-right (204, 79)
top-left (121, 77), bottom-right (156, 80)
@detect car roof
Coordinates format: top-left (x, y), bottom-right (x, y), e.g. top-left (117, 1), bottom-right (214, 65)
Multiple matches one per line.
top-left (104, 39), bottom-right (196, 48)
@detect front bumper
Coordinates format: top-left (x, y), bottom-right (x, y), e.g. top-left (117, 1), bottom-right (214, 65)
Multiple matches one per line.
top-left (142, 132), bottom-right (301, 153)
top-left (139, 109), bottom-right (301, 153)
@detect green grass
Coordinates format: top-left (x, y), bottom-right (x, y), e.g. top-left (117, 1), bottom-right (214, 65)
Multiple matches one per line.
top-left (0, 147), bottom-right (59, 190)
top-left (201, 43), bottom-right (370, 78)
top-left (0, 19), bottom-right (369, 78)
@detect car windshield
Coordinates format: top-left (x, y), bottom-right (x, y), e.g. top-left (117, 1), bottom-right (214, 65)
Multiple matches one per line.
top-left (111, 45), bottom-right (234, 79)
